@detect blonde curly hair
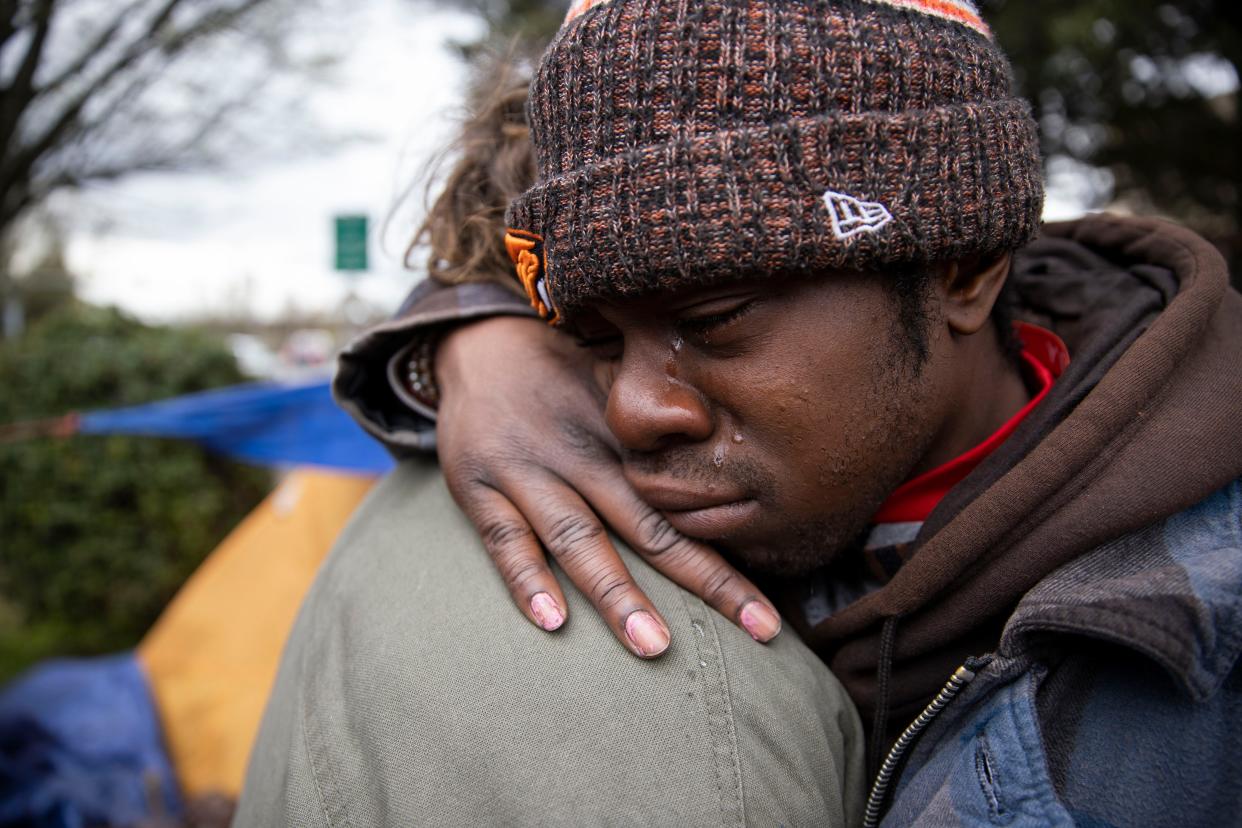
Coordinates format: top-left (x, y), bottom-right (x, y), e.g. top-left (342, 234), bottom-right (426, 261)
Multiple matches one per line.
top-left (408, 57), bottom-right (534, 295)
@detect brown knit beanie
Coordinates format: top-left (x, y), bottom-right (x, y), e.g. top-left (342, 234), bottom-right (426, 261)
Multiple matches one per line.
top-left (504, 0), bottom-right (1044, 325)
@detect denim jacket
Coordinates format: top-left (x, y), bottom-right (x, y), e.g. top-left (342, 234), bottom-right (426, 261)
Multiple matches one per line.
top-left (873, 478), bottom-right (1242, 826)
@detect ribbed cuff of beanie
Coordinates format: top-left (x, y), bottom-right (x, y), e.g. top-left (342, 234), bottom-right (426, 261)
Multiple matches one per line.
top-left (507, 98), bottom-right (1043, 321)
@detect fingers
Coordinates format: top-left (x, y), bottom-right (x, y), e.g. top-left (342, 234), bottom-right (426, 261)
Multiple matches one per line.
top-left (505, 479), bottom-right (673, 659)
top-left (457, 483), bottom-right (570, 634)
top-left (575, 470), bottom-right (782, 643)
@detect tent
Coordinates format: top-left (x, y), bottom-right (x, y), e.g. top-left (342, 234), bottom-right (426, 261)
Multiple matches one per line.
top-left (0, 379), bottom-right (389, 825)
top-left (77, 378), bottom-right (395, 475)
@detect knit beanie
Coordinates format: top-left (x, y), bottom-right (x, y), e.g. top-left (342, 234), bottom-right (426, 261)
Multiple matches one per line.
top-left (504, 0), bottom-right (1044, 325)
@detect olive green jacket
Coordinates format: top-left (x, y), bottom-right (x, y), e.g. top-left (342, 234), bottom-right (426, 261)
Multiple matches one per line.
top-left (234, 460), bottom-right (865, 827)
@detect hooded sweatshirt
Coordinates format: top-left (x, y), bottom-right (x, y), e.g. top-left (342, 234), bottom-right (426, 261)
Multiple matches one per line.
top-left (775, 215), bottom-right (1242, 752)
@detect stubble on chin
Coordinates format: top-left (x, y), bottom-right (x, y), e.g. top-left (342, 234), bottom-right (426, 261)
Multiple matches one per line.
top-left (728, 359), bottom-right (939, 577)
top-left (719, 482), bottom-right (890, 576)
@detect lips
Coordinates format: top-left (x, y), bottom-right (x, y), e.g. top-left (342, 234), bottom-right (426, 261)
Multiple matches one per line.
top-left (661, 499), bottom-right (760, 539)
top-left (629, 479), bottom-right (760, 540)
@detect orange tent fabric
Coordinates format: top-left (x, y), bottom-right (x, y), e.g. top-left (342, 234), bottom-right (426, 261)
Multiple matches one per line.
top-left (137, 468), bottom-right (376, 798)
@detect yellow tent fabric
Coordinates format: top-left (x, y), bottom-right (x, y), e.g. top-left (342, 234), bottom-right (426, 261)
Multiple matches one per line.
top-left (137, 468), bottom-right (376, 799)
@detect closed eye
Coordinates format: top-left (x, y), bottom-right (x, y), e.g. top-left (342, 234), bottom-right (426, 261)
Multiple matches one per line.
top-left (677, 299), bottom-right (757, 338)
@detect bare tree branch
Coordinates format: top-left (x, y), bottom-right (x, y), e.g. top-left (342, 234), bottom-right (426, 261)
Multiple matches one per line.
top-left (36, 0), bottom-right (150, 97)
top-left (0, 0), bottom-right (55, 152)
top-left (2, 0), bottom-right (267, 205)
top-left (9, 0), bottom-right (187, 165)
top-left (0, 0), bottom-right (332, 259)
top-left (0, 0), bottom-right (21, 54)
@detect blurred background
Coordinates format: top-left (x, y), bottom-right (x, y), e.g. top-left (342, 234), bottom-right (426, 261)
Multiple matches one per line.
top-left (0, 0), bottom-right (1239, 824)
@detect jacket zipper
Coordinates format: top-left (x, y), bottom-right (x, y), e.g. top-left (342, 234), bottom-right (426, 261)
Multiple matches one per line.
top-left (861, 664), bottom-right (979, 828)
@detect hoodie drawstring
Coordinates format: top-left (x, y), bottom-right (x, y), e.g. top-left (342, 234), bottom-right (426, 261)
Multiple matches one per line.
top-left (868, 614), bottom-right (901, 778)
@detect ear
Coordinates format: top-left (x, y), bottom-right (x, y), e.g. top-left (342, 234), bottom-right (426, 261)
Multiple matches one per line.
top-left (937, 254), bottom-right (1012, 336)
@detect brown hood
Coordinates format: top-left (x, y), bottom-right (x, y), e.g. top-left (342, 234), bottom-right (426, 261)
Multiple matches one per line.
top-left (799, 214), bottom-right (1242, 739)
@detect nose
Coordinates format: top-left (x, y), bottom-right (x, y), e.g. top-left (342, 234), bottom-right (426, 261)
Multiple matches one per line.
top-left (604, 343), bottom-right (714, 453)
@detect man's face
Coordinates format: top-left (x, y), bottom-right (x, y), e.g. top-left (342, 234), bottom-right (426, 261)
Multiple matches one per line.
top-left (574, 273), bottom-right (953, 575)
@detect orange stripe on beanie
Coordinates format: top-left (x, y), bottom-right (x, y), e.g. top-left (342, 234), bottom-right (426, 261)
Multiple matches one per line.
top-left (566, 0), bottom-right (990, 37)
top-left (564, 0), bottom-right (606, 24)
top-left (865, 0), bottom-right (991, 39)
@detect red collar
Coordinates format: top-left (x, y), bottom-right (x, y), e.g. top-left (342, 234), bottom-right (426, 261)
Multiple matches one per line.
top-left (872, 323), bottom-right (1070, 525)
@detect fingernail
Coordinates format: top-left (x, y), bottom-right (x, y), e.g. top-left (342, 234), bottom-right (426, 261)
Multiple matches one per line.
top-left (625, 611), bottom-right (670, 657)
top-left (530, 593), bottom-right (565, 631)
top-left (740, 601), bottom-right (782, 643)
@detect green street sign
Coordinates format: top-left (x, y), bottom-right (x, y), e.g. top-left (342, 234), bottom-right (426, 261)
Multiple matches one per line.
top-left (334, 215), bottom-right (369, 272)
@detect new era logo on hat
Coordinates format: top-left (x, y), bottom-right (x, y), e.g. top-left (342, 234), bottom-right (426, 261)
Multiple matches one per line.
top-left (823, 190), bottom-right (894, 240)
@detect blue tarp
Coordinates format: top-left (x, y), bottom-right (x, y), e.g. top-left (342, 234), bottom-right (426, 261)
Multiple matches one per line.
top-left (78, 379), bottom-right (394, 474)
top-left (0, 654), bottom-right (182, 828)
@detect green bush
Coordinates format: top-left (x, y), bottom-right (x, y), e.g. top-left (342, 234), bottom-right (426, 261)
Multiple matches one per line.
top-left (0, 304), bottom-right (271, 680)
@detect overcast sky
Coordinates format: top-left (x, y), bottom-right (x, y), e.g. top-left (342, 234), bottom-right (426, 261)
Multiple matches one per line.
top-left (53, 1), bottom-right (1098, 324)
top-left (60, 0), bottom-right (483, 323)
